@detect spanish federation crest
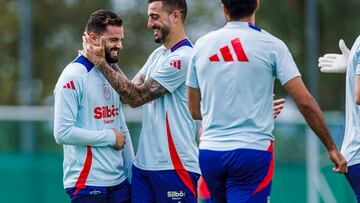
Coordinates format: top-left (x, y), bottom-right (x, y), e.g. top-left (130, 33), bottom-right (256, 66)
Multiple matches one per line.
top-left (103, 84), bottom-right (112, 100)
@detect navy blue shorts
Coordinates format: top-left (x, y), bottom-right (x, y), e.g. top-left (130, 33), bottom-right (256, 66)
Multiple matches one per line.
top-left (199, 143), bottom-right (274, 203)
top-left (66, 180), bottom-right (131, 203)
top-left (131, 165), bottom-right (200, 203)
top-left (345, 164), bottom-right (360, 203)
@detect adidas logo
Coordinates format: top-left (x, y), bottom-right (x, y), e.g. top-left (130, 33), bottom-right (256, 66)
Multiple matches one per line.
top-left (63, 81), bottom-right (75, 90)
top-left (209, 38), bottom-right (249, 62)
top-left (169, 60), bottom-right (181, 70)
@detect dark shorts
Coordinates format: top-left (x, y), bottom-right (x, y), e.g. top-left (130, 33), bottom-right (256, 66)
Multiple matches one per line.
top-left (199, 144), bottom-right (274, 203)
top-left (131, 165), bottom-right (200, 203)
top-left (345, 164), bottom-right (360, 203)
top-left (66, 180), bottom-right (131, 203)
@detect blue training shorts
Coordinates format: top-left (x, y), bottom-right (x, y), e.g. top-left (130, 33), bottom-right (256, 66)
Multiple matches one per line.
top-left (66, 180), bottom-right (131, 203)
top-left (345, 164), bottom-right (360, 203)
top-left (199, 143), bottom-right (274, 203)
top-left (131, 165), bottom-right (200, 203)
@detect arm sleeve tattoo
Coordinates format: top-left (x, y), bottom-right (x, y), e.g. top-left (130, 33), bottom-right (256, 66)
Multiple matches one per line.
top-left (131, 72), bottom-right (146, 86)
top-left (99, 62), bottom-right (168, 108)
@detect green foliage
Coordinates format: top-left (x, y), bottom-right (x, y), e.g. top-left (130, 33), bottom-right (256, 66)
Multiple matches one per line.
top-left (0, 1), bottom-right (19, 104)
top-left (0, 0), bottom-right (359, 109)
top-left (318, 0), bottom-right (360, 109)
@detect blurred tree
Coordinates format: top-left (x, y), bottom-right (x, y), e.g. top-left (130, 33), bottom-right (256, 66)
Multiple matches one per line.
top-left (317, 0), bottom-right (360, 110)
top-left (31, 0), bottom-right (113, 105)
top-left (0, 0), bottom-right (113, 105)
top-left (0, 0), bottom-right (359, 110)
top-left (256, 0), bottom-right (306, 106)
top-left (0, 0), bottom-right (19, 105)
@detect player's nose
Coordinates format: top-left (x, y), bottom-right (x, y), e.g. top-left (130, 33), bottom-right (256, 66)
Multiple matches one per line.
top-left (115, 41), bottom-right (122, 50)
top-left (147, 18), bottom-right (155, 29)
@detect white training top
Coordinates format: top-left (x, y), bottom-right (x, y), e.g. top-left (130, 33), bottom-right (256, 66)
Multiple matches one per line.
top-left (187, 22), bottom-right (301, 151)
top-left (134, 39), bottom-right (200, 174)
top-left (54, 55), bottom-right (135, 188)
top-left (342, 35), bottom-right (360, 166)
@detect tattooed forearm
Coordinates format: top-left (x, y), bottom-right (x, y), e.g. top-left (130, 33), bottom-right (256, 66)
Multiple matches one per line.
top-left (110, 63), bottom-right (136, 104)
top-left (112, 64), bottom-right (145, 86)
top-left (97, 61), bottom-right (167, 107)
top-left (131, 72), bottom-right (146, 86)
top-left (123, 78), bottom-right (167, 107)
top-left (111, 63), bottom-right (127, 76)
top-left (119, 72), bottom-right (147, 104)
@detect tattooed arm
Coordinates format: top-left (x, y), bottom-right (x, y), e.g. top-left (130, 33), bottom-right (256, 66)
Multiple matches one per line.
top-left (112, 64), bottom-right (145, 86)
top-left (122, 72), bottom-right (147, 105)
top-left (99, 61), bottom-right (167, 108)
top-left (80, 33), bottom-right (166, 107)
top-left (131, 72), bottom-right (146, 86)
top-left (111, 64), bottom-right (148, 104)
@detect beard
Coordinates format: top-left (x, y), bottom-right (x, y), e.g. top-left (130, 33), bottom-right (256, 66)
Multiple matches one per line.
top-left (153, 25), bottom-right (170, 44)
top-left (105, 47), bottom-right (119, 63)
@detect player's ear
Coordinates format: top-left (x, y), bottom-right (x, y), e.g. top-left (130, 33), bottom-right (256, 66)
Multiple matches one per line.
top-left (221, 4), bottom-right (230, 21)
top-left (172, 10), bottom-right (182, 24)
top-left (88, 32), bottom-right (99, 45)
top-left (255, 0), bottom-right (260, 12)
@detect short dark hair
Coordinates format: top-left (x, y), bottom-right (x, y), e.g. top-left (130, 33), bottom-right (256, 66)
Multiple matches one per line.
top-left (148, 0), bottom-right (187, 23)
top-left (85, 10), bottom-right (123, 35)
top-left (221, 0), bottom-right (257, 21)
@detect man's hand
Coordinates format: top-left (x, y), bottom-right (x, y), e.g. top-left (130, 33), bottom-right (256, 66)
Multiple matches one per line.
top-left (328, 149), bottom-right (348, 173)
top-left (318, 39), bottom-right (350, 74)
top-left (79, 32), bottom-right (107, 67)
top-left (112, 128), bottom-right (126, 150)
top-left (273, 94), bottom-right (285, 119)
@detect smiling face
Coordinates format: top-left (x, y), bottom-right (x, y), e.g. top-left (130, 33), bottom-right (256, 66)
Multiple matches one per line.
top-left (88, 25), bottom-right (124, 64)
top-left (147, 1), bottom-right (172, 44)
top-left (101, 25), bottom-right (124, 63)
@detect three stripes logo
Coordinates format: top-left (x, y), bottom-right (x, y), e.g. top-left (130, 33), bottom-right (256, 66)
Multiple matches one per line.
top-left (63, 81), bottom-right (76, 90)
top-left (169, 60), bottom-right (181, 70)
top-left (209, 38), bottom-right (249, 63)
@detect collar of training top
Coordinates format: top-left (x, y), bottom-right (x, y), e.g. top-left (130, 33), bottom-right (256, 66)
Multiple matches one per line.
top-left (72, 55), bottom-right (95, 72)
top-left (171, 38), bottom-right (193, 53)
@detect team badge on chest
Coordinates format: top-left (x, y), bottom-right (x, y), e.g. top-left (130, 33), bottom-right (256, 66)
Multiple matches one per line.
top-left (103, 84), bottom-right (112, 100)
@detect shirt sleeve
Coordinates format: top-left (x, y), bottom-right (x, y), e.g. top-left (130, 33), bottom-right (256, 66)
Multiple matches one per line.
top-left (186, 53), bottom-right (200, 89)
top-left (274, 41), bottom-right (302, 85)
top-left (139, 51), bottom-right (155, 76)
top-left (139, 62), bottom-right (149, 76)
top-left (53, 67), bottom-right (115, 147)
top-left (150, 54), bottom-right (189, 93)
